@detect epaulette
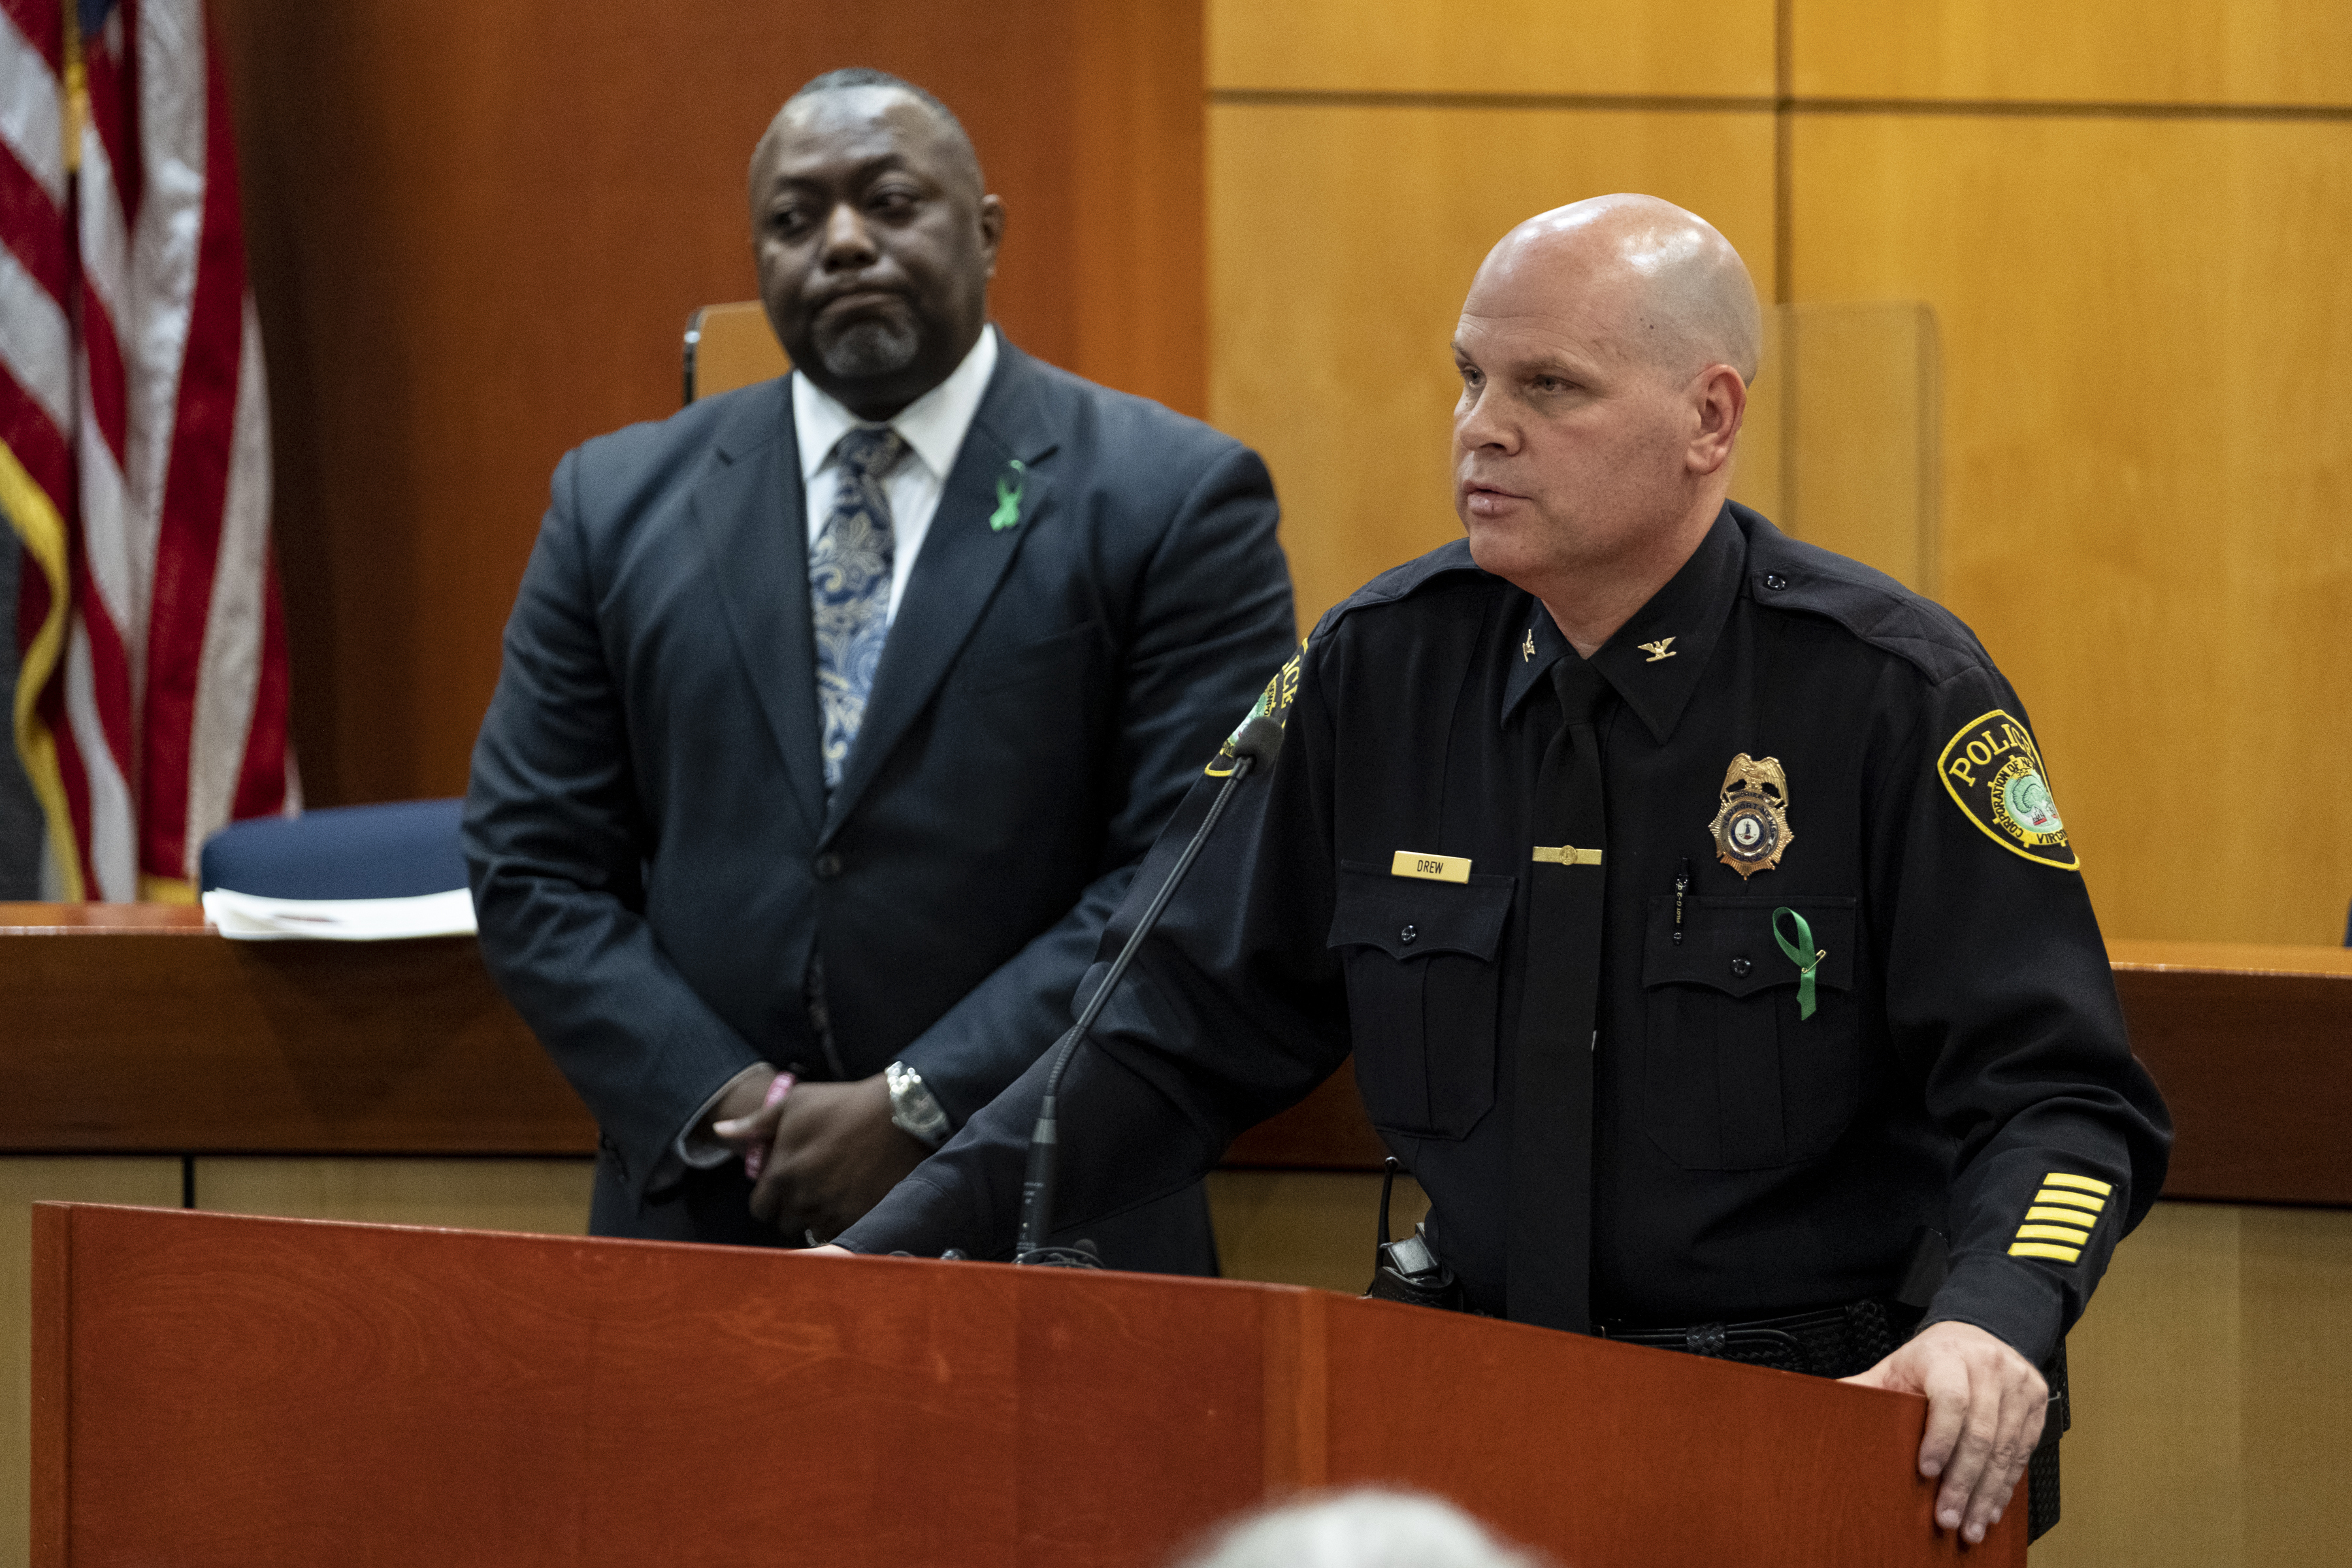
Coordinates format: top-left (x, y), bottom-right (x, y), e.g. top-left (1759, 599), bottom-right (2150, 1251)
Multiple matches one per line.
top-left (1307, 538), bottom-right (1488, 642)
top-left (1736, 504), bottom-right (1989, 686)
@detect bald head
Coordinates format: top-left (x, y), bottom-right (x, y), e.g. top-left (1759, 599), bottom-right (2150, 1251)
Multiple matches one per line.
top-left (1449, 195), bottom-right (1757, 652)
top-left (1477, 194), bottom-right (1759, 384)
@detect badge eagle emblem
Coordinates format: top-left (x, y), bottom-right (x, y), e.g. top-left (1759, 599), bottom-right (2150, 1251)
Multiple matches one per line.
top-left (1708, 753), bottom-right (1794, 879)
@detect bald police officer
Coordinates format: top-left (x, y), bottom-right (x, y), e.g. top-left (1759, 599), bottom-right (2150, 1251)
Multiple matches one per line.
top-left (821, 195), bottom-right (2170, 1548)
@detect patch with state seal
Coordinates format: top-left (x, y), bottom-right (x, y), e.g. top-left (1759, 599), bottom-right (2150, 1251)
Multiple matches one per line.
top-left (1938, 708), bottom-right (2080, 870)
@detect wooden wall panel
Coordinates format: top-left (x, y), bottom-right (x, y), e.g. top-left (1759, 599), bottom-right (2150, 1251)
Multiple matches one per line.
top-left (1789, 116), bottom-right (2352, 943)
top-left (1209, 104), bottom-right (1776, 624)
top-left (193, 1157), bottom-right (593, 1235)
top-left (1209, 0), bottom-right (1774, 97)
top-left (1205, 1170), bottom-right (1427, 1296)
top-left (2036, 1202), bottom-right (2352, 1567)
top-left (0, 1160), bottom-right (181, 1568)
top-left (210, 0), bottom-right (1205, 807)
top-left (1793, 0), bottom-right (2352, 105)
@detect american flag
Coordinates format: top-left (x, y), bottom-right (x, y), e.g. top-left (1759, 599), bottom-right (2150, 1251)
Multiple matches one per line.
top-left (1, 0), bottom-right (293, 902)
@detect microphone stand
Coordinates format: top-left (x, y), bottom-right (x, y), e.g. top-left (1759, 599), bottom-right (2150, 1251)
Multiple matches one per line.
top-left (1014, 715), bottom-right (1286, 1266)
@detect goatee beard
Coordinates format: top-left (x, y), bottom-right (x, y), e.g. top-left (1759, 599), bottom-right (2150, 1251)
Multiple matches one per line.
top-left (817, 318), bottom-right (921, 380)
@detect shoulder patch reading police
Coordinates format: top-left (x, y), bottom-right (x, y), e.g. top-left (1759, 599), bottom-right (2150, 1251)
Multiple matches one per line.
top-left (1938, 708), bottom-right (2080, 870)
top-left (1206, 640), bottom-right (1305, 777)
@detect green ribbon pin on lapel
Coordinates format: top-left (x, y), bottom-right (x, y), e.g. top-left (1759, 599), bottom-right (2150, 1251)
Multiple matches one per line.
top-left (1771, 906), bottom-right (1826, 1021)
top-left (989, 458), bottom-right (1025, 532)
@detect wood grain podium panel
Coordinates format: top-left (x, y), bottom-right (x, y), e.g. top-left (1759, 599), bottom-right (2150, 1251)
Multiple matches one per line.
top-left (33, 1204), bottom-right (2016, 1567)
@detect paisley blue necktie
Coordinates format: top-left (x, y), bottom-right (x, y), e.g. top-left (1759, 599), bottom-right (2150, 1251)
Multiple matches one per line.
top-left (809, 426), bottom-right (905, 792)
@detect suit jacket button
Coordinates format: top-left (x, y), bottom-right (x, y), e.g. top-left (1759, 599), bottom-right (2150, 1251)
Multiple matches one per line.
top-left (814, 853), bottom-right (843, 880)
top-left (1730, 955), bottom-right (1753, 977)
top-left (1762, 573), bottom-right (1789, 591)
top-left (1399, 924), bottom-right (1418, 945)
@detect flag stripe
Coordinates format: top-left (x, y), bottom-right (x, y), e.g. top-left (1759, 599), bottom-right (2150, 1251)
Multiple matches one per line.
top-left (184, 293), bottom-right (269, 861)
top-left (0, 1), bottom-right (65, 208)
top-left (0, 148), bottom-right (70, 305)
top-left (230, 541), bottom-right (291, 819)
top-left (0, 244), bottom-right (72, 434)
top-left (63, 613), bottom-right (135, 897)
top-left (140, 0), bottom-right (248, 880)
top-left (0, 367), bottom-right (71, 498)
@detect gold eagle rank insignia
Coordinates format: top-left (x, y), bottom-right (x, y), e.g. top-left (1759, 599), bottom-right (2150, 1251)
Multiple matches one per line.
top-left (1709, 753), bottom-right (1794, 879)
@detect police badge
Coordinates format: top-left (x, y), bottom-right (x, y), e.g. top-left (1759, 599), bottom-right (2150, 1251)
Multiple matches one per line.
top-left (1709, 753), bottom-right (1794, 879)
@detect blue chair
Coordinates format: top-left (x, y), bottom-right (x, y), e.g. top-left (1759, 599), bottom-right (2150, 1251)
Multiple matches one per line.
top-left (199, 799), bottom-right (466, 900)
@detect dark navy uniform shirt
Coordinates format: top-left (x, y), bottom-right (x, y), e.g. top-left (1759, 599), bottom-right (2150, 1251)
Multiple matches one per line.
top-left (840, 503), bottom-right (2172, 1365)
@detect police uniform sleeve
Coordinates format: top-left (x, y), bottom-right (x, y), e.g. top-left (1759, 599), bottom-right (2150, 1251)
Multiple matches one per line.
top-left (835, 642), bottom-right (1357, 1260)
top-left (1878, 665), bottom-right (2172, 1367)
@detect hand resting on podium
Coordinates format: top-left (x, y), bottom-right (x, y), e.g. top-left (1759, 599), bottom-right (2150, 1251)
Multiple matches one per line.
top-left (1842, 1318), bottom-right (2048, 1546)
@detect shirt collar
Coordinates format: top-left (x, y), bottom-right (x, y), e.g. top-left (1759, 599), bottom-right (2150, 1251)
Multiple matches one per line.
top-left (792, 323), bottom-right (999, 485)
top-left (1498, 502), bottom-right (1749, 743)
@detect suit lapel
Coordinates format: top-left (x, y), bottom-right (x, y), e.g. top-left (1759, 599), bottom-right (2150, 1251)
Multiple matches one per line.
top-left (823, 345), bottom-right (1062, 835)
top-left (688, 381), bottom-right (827, 840)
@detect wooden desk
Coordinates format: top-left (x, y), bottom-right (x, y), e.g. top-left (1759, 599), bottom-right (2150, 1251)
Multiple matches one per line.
top-left (3, 907), bottom-right (2347, 1205)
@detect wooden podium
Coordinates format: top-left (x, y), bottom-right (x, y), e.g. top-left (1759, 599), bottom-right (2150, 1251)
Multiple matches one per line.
top-left (31, 1204), bottom-right (2017, 1567)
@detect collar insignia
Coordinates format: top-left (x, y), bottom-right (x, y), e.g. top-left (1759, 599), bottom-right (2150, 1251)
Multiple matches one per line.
top-left (1708, 753), bottom-right (1793, 879)
top-left (1522, 629), bottom-right (1536, 662)
top-left (1639, 637), bottom-right (1677, 663)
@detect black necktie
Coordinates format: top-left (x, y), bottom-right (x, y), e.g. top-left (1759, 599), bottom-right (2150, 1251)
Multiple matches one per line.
top-left (1507, 655), bottom-right (1610, 1331)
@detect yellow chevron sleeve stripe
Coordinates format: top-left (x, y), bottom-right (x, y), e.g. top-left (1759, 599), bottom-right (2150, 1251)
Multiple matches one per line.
top-left (2033, 1188), bottom-right (2105, 1213)
top-left (2010, 1241), bottom-right (2083, 1263)
top-left (2027, 1205), bottom-right (2098, 1227)
top-left (2043, 1173), bottom-right (2113, 1196)
top-left (2016, 1223), bottom-right (2093, 1245)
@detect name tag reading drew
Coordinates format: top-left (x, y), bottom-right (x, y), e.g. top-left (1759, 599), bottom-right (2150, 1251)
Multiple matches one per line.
top-left (1391, 851), bottom-right (1471, 883)
top-left (1531, 845), bottom-right (1603, 867)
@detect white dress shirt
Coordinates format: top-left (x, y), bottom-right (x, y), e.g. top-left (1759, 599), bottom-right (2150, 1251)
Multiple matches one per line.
top-left (791, 324), bottom-right (999, 623)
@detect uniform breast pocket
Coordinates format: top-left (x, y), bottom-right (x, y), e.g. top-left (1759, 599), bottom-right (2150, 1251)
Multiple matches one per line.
top-left (1639, 895), bottom-right (1860, 1171)
top-left (1326, 862), bottom-right (1515, 1140)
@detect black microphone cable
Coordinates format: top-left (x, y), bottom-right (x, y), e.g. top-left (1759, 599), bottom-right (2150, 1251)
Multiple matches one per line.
top-left (1014, 713), bottom-right (1287, 1266)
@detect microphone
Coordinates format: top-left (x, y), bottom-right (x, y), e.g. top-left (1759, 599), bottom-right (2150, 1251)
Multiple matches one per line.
top-left (1015, 713), bottom-right (1287, 1266)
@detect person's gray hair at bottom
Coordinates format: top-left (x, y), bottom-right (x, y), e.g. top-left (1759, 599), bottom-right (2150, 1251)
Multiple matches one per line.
top-left (1170, 1488), bottom-right (1558, 1568)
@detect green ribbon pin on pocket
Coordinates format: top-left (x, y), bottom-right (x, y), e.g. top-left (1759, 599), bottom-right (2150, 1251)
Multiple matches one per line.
top-left (989, 459), bottom-right (1025, 531)
top-left (1771, 906), bottom-right (1827, 1021)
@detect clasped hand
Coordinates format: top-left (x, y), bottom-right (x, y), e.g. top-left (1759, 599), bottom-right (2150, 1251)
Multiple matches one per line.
top-left (706, 1068), bottom-right (929, 1241)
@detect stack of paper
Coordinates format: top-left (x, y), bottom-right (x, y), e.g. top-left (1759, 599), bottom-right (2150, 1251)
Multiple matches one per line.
top-left (201, 887), bottom-right (477, 942)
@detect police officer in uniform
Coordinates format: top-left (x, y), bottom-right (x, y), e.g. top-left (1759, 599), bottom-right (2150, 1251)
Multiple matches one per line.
top-left (823, 195), bottom-right (2171, 1548)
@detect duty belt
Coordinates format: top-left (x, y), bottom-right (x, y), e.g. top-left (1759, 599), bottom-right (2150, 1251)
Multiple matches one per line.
top-left (1597, 1298), bottom-right (1914, 1380)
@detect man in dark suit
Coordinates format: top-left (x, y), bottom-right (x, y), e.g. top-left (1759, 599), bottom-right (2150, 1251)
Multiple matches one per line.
top-left (463, 69), bottom-right (1293, 1271)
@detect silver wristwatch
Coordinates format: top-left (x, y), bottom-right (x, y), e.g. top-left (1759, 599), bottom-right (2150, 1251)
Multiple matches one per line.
top-left (884, 1060), bottom-right (952, 1149)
